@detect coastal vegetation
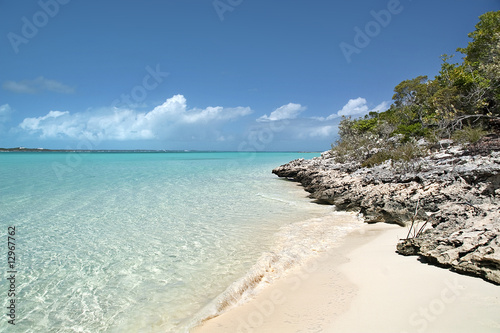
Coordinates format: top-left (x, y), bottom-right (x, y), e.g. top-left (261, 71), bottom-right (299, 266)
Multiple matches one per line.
top-left (274, 10), bottom-right (500, 289)
top-left (332, 11), bottom-right (500, 165)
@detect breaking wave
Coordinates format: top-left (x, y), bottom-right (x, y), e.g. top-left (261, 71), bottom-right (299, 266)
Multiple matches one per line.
top-left (181, 211), bottom-right (363, 332)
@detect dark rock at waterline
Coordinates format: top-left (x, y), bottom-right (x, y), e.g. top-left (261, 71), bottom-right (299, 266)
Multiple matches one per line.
top-left (273, 143), bottom-right (500, 284)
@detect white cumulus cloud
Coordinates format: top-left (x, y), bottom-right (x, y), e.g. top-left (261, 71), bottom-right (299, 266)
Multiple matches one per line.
top-left (3, 77), bottom-right (75, 94)
top-left (316, 98), bottom-right (391, 121)
top-left (337, 97), bottom-right (369, 117)
top-left (19, 94), bottom-right (253, 141)
top-left (257, 103), bottom-right (307, 122)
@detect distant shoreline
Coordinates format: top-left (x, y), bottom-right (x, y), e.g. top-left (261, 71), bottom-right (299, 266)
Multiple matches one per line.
top-left (0, 148), bottom-right (321, 153)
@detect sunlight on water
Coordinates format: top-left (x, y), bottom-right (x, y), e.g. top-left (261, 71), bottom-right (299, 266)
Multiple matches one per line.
top-left (0, 152), bottom-right (360, 332)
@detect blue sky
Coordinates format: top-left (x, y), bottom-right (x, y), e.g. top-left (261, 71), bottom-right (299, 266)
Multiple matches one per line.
top-left (1, 0), bottom-right (498, 151)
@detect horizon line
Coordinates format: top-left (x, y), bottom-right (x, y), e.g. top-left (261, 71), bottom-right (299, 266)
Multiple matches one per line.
top-left (0, 147), bottom-right (323, 153)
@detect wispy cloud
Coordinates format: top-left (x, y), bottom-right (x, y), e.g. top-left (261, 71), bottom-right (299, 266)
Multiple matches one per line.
top-left (257, 103), bottom-right (307, 122)
top-left (0, 104), bottom-right (13, 134)
top-left (3, 77), bottom-right (75, 94)
top-left (372, 101), bottom-right (390, 113)
top-left (308, 125), bottom-right (337, 138)
top-left (0, 104), bottom-right (12, 122)
top-left (19, 95), bottom-right (253, 141)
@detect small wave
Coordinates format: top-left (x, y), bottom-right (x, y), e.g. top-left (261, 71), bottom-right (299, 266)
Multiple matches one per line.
top-left (182, 212), bottom-right (362, 332)
top-left (256, 193), bottom-right (297, 206)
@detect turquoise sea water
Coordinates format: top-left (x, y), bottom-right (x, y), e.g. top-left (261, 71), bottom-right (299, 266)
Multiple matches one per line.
top-left (1, 152), bottom-right (360, 332)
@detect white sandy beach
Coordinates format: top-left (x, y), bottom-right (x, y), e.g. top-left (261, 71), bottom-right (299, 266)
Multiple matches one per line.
top-left (193, 223), bottom-right (500, 333)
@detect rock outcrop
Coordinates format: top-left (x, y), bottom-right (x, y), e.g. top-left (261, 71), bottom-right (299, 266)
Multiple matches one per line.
top-left (272, 142), bottom-right (500, 284)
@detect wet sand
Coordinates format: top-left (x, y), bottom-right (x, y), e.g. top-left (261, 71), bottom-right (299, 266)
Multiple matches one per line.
top-left (193, 223), bottom-right (500, 333)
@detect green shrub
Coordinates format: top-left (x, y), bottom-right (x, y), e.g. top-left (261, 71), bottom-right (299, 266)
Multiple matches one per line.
top-left (424, 129), bottom-right (441, 144)
top-left (393, 123), bottom-right (428, 141)
top-left (332, 116), bottom-right (384, 164)
top-left (451, 126), bottom-right (489, 144)
top-left (332, 133), bottom-right (376, 163)
top-left (352, 117), bottom-right (379, 133)
top-left (393, 141), bottom-right (427, 161)
top-left (362, 150), bottom-right (393, 167)
top-left (360, 141), bottom-right (426, 168)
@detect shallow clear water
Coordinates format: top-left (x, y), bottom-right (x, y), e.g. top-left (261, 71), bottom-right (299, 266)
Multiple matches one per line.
top-left (0, 152), bottom-right (360, 332)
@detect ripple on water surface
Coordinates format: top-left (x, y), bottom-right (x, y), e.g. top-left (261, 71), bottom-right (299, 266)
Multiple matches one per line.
top-left (0, 152), bottom-right (360, 332)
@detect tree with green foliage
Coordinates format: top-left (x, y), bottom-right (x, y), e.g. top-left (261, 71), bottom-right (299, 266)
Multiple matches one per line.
top-left (456, 10), bottom-right (500, 117)
top-left (388, 10), bottom-right (500, 138)
top-left (458, 11), bottom-right (500, 67)
top-left (332, 11), bottom-right (500, 166)
top-left (390, 75), bottom-right (438, 139)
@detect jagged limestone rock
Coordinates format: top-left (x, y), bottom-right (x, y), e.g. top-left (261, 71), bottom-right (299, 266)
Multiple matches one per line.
top-left (273, 144), bottom-right (500, 284)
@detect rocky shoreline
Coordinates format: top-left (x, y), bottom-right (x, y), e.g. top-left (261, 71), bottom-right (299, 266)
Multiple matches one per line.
top-left (272, 139), bottom-right (500, 284)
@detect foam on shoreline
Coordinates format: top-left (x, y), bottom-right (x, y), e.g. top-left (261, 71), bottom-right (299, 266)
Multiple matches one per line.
top-left (182, 211), bottom-right (363, 332)
top-left (193, 223), bottom-right (500, 333)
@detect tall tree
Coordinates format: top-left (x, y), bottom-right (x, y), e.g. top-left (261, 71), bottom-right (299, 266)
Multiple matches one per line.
top-left (457, 11), bottom-right (500, 116)
top-left (458, 11), bottom-right (500, 67)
